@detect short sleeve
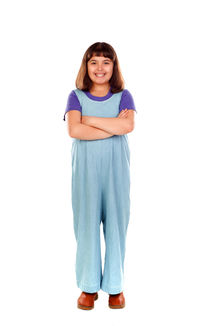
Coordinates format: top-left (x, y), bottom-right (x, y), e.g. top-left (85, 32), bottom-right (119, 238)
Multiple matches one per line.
top-left (63, 90), bottom-right (82, 121)
top-left (119, 89), bottom-right (137, 114)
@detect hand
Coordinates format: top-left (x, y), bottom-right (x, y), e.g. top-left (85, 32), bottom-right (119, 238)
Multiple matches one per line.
top-left (118, 109), bottom-right (129, 119)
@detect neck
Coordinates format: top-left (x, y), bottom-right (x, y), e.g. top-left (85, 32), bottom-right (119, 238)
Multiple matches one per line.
top-left (90, 83), bottom-right (110, 95)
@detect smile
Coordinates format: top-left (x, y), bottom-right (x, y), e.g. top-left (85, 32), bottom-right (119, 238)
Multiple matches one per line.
top-left (95, 74), bottom-right (105, 77)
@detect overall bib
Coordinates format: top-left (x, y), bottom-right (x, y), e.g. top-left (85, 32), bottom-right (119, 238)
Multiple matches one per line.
top-left (71, 89), bottom-right (130, 294)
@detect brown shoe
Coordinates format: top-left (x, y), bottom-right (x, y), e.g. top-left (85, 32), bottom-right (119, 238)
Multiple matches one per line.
top-left (108, 292), bottom-right (125, 309)
top-left (77, 292), bottom-right (98, 310)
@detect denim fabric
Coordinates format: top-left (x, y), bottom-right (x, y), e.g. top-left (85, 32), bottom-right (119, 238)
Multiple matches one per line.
top-left (71, 89), bottom-right (131, 294)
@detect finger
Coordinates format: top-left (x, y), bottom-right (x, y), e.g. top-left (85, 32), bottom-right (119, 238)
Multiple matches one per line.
top-left (121, 110), bottom-right (129, 115)
top-left (119, 109), bottom-right (127, 115)
top-left (118, 109), bottom-right (129, 118)
top-left (118, 112), bottom-right (128, 119)
top-left (118, 112), bottom-right (126, 118)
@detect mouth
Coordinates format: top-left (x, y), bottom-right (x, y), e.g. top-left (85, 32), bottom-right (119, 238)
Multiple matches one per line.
top-left (95, 73), bottom-right (106, 78)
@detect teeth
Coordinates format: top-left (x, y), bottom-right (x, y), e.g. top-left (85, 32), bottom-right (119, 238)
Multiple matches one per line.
top-left (95, 74), bottom-right (105, 77)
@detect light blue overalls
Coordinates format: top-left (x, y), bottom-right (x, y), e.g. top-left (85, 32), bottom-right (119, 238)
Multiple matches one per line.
top-left (71, 89), bottom-right (130, 294)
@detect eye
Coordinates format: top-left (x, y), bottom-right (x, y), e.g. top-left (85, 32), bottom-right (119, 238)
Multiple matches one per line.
top-left (90, 62), bottom-right (110, 64)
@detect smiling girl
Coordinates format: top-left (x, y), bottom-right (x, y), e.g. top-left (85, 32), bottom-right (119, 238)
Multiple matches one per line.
top-left (63, 42), bottom-right (137, 310)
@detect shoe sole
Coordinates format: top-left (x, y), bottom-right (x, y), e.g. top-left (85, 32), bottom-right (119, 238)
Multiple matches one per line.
top-left (77, 293), bottom-right (98, 310)
top-left (109, 303), bottom-right (125, 309)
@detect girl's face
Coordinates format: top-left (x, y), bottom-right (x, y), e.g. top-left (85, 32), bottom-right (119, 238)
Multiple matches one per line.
top-left (87, 55), bottom-right (114, 86)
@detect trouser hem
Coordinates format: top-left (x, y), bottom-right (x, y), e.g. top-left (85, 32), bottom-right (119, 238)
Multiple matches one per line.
top-left (101, 283), bottom-right (123, 294)
top-left (77, 281), bottom-right (101, 293)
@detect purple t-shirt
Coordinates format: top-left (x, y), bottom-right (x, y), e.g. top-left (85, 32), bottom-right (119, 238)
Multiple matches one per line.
top-left (63, 88), bottom-right (137, 121)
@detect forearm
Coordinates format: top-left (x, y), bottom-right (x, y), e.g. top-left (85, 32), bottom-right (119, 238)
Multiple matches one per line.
top-left (83, 116), bottom-right (131, 135)
top-left (70, 123), bottom-right (114, 140)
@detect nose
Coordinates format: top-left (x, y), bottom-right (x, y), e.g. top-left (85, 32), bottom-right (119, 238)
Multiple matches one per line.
top-left (97, 63), bottom-right (103, 71)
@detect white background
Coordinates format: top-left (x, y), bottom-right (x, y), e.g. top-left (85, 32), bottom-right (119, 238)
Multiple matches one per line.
top-left (0, 0), bottom-right (200, 325)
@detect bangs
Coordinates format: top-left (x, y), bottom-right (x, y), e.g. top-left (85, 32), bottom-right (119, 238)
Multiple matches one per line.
top-left (86, 43), bottom-right (115, 62)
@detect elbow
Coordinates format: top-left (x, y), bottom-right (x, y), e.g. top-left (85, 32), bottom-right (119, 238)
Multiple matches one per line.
top-left (120, 120), bottom-right (135, 135)
top-left (127, 121), bottom-right (135, 133)
top-left (127, 126), bottom-right (134, 133)
top-left (118, 124), bottom-right (133, 135)
top-left (67, 124), bottom-right (75, 138)
top-left (69, 123), bottom-right (80, 139)
top-left (69, 127), bottom-right (76, 138)
top-left (69, 131), bottom-right (74, 138)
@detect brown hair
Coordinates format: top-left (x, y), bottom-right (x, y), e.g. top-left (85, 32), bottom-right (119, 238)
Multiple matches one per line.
top-left (75, 42), bottom-right (125, 93)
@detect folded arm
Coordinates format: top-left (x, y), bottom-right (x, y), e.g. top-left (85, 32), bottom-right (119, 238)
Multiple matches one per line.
top-left (82, 110), bottom-right (135, 135)
top-left (65, 110), bottom-right (114, 140)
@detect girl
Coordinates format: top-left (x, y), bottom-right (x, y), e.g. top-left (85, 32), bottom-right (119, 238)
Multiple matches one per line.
top-left (63, 42), bottom-right (137, 310)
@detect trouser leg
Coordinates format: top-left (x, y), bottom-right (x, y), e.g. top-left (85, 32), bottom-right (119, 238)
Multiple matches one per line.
top-left (71, 144), bottom-right (103, 293)
top-left (100, 140), bottom-right (130, 294)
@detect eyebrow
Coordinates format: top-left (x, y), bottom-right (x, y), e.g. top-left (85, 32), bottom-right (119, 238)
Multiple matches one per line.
top-left (90, 58), bottom-right (111, 62)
